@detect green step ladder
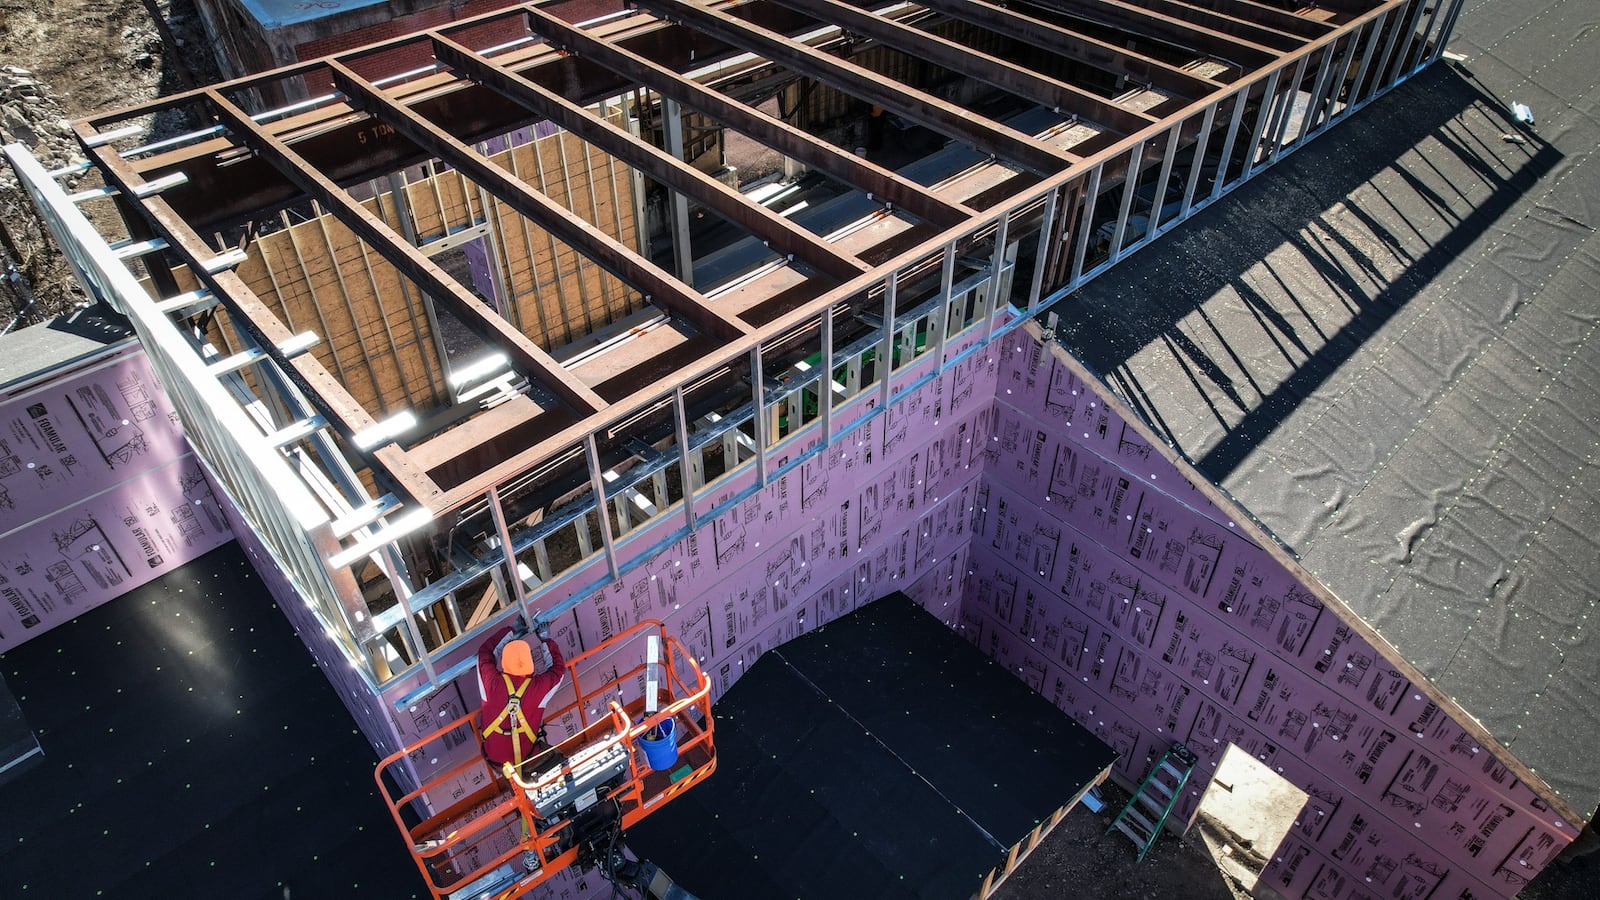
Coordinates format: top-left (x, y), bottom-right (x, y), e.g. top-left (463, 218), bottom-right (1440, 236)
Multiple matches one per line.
top-left (1106, 741), bottom-right (1199, 861)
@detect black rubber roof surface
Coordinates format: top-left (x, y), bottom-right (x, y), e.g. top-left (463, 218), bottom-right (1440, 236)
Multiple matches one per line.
top-left (625, 593), bottom-right (1118, 899)
top-left (1047, 0), bottom-right (1600, 821)
top-left (0, 543), bottom-right (425, 899)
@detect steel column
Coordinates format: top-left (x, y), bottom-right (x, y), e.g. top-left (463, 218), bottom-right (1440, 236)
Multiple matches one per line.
top-left (584, 434), bottom-right (621, 579)
top-left (661, 97), bottom-right (696, 285)
top-left (1027, 188), bottom-right (1060, 313)
top-left (672, 386), bottom-right (697, 531)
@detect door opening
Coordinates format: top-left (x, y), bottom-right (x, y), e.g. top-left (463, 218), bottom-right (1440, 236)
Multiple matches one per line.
top-left (1192, 744), bottom-right (1308, 897)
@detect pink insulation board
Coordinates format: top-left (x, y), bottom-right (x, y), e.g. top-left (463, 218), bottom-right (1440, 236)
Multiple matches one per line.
top-left (964, 333), bottom-right (1571, 899)
top-left (381, 338), bottom-right (1000, 807)
top-left (0, 349), bottom-right (233, 652)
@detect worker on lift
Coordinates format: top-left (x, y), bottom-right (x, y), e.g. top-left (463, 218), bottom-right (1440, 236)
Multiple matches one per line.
top-left (477, 616), bottom-right (567, 777)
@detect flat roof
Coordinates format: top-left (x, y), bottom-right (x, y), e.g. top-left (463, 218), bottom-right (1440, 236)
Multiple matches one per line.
top-left (1046, 0), bottom-right (1600, 819)
top-left (625, 592), bottom-right (1118, 897)
top-left (234, 0), bottom-right (387, 30)
top-left (0, 543), bottom-right (424, 897)
top-left (0, 304), bottom-right (133, 393)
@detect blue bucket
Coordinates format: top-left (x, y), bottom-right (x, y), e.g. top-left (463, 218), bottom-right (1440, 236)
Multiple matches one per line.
top-left (637, 717), bottom-right (679, 772)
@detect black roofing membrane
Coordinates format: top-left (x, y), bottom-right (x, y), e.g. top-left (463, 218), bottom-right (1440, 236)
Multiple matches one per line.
top-left (0, 543), bottom-right (424, 899)
top-left (1048, 5), bottom-right (1600, 819)
top-left (625, 593), bottom-right (1117, 899)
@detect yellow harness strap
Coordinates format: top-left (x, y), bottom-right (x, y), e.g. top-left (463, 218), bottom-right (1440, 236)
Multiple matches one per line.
top-left (482, 673), bottom-right (540, 766)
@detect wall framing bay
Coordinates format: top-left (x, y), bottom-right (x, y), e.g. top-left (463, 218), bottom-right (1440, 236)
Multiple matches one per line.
top-left (233, 107), bottom-right (645, 417)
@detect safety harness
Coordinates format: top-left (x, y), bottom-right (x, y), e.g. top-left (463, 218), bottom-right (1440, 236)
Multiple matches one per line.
top-left (481, 673), bottom-right (540, 767)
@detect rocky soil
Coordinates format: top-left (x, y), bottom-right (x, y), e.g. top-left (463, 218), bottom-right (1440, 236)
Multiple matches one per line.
top-left (0, 0), bottom-right (218, 330)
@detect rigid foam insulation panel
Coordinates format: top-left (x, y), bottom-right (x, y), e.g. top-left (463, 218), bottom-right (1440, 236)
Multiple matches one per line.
top-left (0, 346), bottom-right (233, 652)
top-left (220, 311), bottom-right (1575, 899)
top-left (964, 327), bottom-right (1572, 899)
top-left (372, 327), bottom-right (1000, 822)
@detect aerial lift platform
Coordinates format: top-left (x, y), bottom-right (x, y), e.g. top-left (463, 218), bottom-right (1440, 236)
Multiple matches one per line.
top-left (376, 619), bottom-right (716, 900)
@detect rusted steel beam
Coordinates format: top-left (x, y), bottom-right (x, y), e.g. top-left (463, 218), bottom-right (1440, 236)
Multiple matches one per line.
top-left (74, 125), bottom-right (442, 506)
top-left (1022, 0), bottom-right (1281, 66)
top-left (327, 59), bottom-right (749, 343)
top-left (1177, 0), bottom-right (1336, 39)
top-left (108, 15), bottom-right (677, 229)
top-left (509, 5), bottom-right (976, 228)
top-left (431, 33), bottom-right (870, 283)
top-left (638, 0), bottom-right (1077, 176)
top-left (206, 88), bottom-right (611, 415)
top-left (763, 0), bottom-right (1160, 135)
top-left (912, 0), bottom-right (1223, 95)
top-left (1128, 0), bottom-right (1313, 48)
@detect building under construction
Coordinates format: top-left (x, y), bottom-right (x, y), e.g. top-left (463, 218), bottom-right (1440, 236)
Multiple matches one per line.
top-left (5, 0), bottom-right (1596, 897)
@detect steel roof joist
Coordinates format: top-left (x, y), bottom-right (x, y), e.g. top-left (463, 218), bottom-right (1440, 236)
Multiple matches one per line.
top-left (50, 0), bottom-right (1392, 526)
top-left (74, 125), bottom-right (441, 503)
top-left (763, 0), bottom-right (1161, 136)
top-left (1119, 0), bottom-right (1315, 49)
top-left (1176, 0), bottom-right (1337, 39)
top-left (430, 32), bottom-right (871, 283)
top-left (507, 5), bottom-right (976, 228)
top-left (1022, 0), bottom-right (1282, 67)
top-left (206, 88), bottom-right (612, 416)
top-left (325, 59), bottom-right (750, 344)
top-left (637, 0), bottom-right (1077, 176)
top-left (912, 0), bottom-right (1225, 95)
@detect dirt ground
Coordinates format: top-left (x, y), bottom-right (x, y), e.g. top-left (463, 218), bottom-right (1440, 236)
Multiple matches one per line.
top-left (0, 0), bottom-right (219, 329)
top-left (995, 777), bottom-right (1598, 900)
top-left (994, 781), bottom-right (1254, 900)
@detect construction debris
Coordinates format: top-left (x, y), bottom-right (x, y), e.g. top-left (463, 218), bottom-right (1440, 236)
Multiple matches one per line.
top-left (0, 66), bottom-right (79, 184)
top-left (0, 0), bottom-right (221, 329)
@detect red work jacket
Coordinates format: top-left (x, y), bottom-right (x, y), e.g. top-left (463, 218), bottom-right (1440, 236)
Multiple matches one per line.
top-left (476, 625), bottom-right (567, 769)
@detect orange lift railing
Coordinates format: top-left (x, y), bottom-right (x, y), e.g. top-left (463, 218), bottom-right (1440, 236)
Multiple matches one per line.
top-left (375, 619), bottom-right (717, 900)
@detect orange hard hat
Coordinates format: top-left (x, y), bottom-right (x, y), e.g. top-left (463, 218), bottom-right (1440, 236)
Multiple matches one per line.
top-left (501, 638), bottom-right (535, 676)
